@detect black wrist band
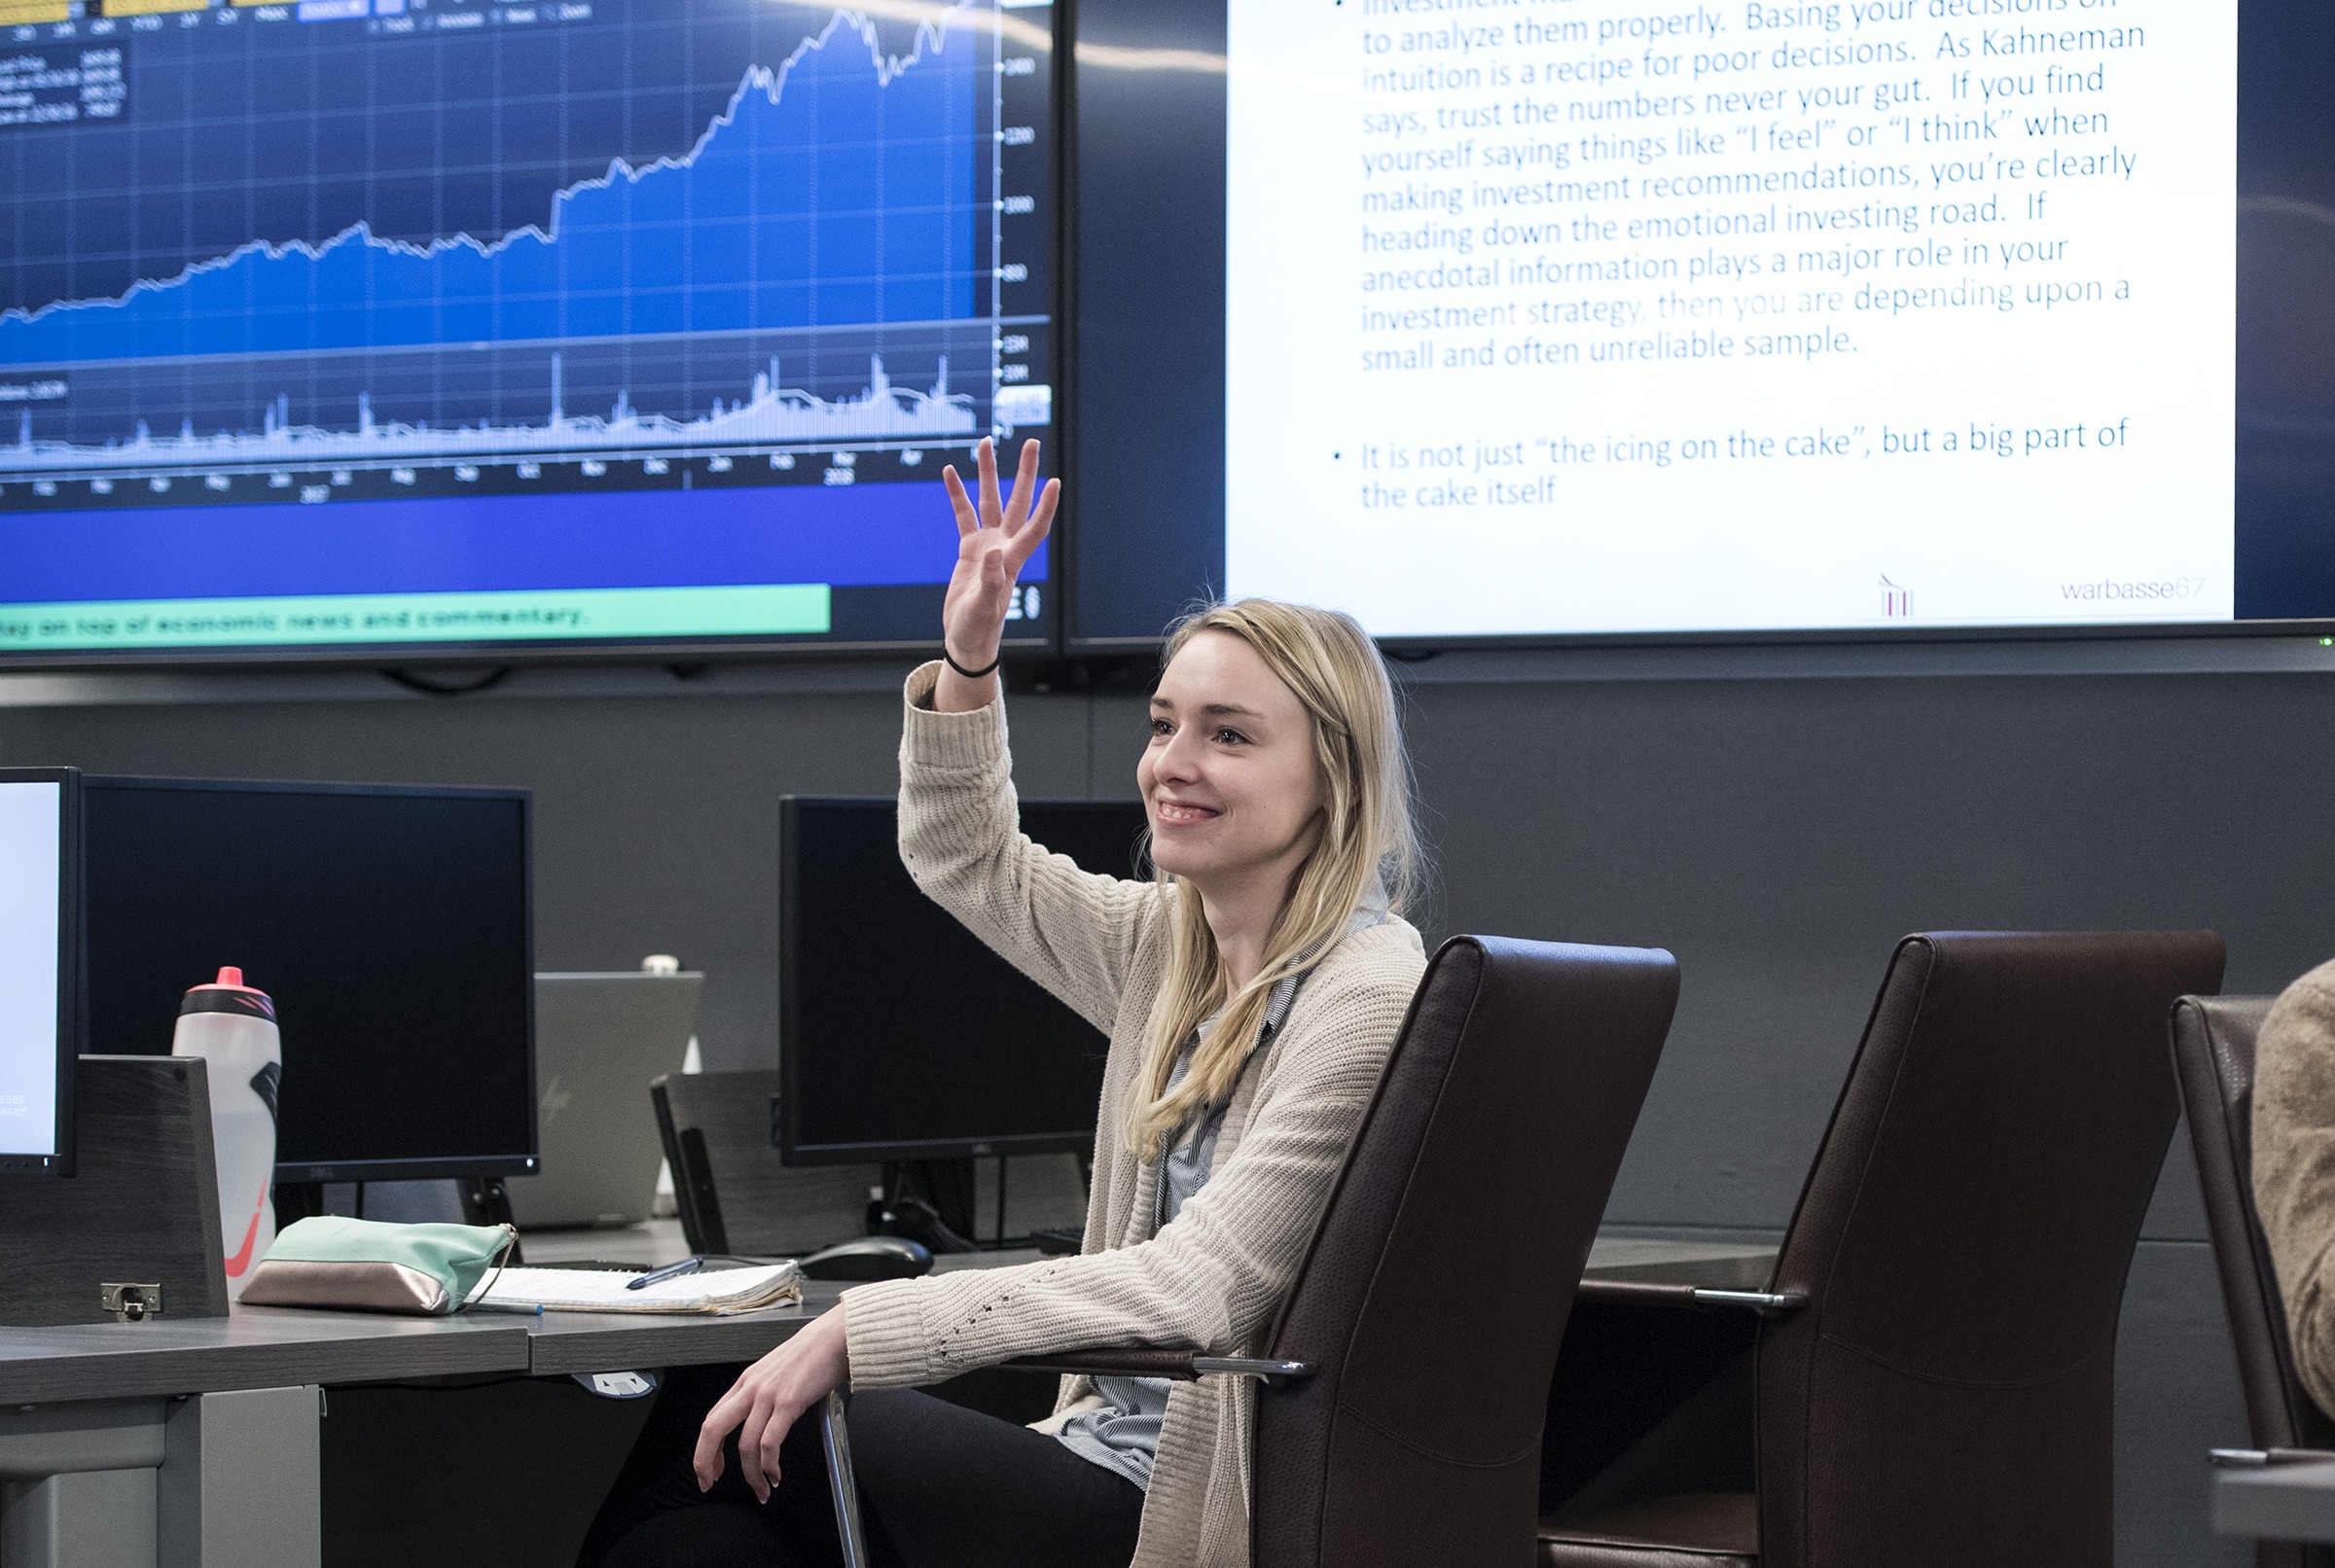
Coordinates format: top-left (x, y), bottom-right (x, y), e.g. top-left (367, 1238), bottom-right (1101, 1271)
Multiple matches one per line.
top-left (944, 646), bottom-right (1002, 681)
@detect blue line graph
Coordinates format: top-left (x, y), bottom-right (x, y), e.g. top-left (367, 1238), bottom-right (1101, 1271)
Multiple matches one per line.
top-left (0, 9), bottom-right (981, 367)
top-left (0, 0), bottom-right (1056, 654)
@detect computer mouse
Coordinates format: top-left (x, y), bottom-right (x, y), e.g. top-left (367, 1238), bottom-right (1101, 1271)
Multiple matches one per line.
top-left (798, 1235), bottom-right (934, 1282)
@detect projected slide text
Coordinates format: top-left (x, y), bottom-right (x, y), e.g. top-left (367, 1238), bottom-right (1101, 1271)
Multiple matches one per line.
top-left (1226, 0), bottom-right (2236, 636)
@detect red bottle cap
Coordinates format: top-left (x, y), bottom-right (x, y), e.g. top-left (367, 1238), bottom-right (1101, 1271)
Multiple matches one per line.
top-left (179, 967), bottom-right (275, 1021)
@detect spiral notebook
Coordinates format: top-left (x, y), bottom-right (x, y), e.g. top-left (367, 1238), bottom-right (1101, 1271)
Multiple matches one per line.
top-left (468, 1262), bottom-right (802, 1315)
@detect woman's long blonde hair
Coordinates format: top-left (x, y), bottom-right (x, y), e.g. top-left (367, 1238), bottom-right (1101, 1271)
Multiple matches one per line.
top-left (1121, 599), bottom-right (1420, 1158)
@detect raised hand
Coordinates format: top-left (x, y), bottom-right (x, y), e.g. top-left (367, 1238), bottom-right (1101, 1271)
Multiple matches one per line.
top-left (935, 437), bottom-right (1057, 712)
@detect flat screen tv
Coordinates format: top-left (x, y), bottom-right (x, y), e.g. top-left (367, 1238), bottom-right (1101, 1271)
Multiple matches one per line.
top-left (0, 0), bottom-right (1058, 662)
top-left (1069, 0), bottom-right (2335, 648)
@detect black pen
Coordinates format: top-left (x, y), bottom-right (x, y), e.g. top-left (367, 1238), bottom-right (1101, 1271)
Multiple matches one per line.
top-left (627, 1256), bottom-right (706, 1291)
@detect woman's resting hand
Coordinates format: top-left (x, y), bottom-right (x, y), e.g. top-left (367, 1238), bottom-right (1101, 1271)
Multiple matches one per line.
top-left (693, 1305), bottom-right (851, 1503)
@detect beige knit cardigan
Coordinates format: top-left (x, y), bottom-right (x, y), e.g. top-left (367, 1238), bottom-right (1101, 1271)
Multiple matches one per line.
top-left (839, 662), bottom-right (1427, 1568)
top-left (2255, 955), bottom-right (2335, 1416)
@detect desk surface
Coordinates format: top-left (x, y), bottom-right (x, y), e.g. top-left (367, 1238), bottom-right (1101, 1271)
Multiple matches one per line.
top-left (522, 1219), bottom-right (1780, 1288)
top-left (0, 1310), bottom-right (530, 1406)
top-left (1582, 1236), bottom-right (1775, 1291)
top-left (0, 1234), bottom-right (1780, 1400)
top-left (521, 1246), bottom-right (1037, 1375)
top-left (2215, 1460), bottom-right (2335, 1545)
top-left (520, 1231), bottom-right (1780, 1374)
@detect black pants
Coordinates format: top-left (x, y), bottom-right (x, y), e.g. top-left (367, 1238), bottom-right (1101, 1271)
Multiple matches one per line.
top-left (583, 1365), bottom-right (1145, 1568)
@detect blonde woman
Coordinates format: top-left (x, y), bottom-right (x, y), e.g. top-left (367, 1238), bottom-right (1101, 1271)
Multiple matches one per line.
top-left (595, 440), bottom-right (1427, 1568)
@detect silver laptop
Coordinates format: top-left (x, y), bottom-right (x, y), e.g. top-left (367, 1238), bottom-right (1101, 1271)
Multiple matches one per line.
top-left (507, 971), bottom-right (703, 1229)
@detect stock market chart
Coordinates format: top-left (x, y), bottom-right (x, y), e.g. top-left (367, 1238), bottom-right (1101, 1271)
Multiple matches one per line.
top-left (0, 0), bottom-right (1055, 655)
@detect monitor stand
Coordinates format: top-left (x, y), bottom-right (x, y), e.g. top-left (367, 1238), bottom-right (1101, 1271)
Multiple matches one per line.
top-left (878, 1159), bottom-right (980, 1252)
top-left (272, 1180), bottom-right (327, 1227)
top-left (459, 1176), bottom-right (520, 1230)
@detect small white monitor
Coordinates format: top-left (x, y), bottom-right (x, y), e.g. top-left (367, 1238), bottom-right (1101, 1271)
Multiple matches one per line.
top-left (0, 769), bottom-right (76, 1172)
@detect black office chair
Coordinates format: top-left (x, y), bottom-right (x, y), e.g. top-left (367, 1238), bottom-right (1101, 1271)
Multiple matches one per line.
top-left (815, 934), bottom-right (1684, 1567)
top-left (652, 1071), bottom-right (878, 1256)
top-left (1541, 929), bottom-right (2226, 1568)
top-left (2171, 994), bottom-right (2335, 1568)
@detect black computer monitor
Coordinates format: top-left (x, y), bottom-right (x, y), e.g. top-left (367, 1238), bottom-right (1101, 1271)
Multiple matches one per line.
top-left (0, 768), bottom-right (79, 1176)
top-left (81, 777), bottom-right (536, 1183)
top-left (778, 796), bottom-right (1150, 1163)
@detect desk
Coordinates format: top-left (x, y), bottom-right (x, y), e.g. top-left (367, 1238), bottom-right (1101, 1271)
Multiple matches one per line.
top-left (521, 1247), bottom-right (1030, 1378)
top-left (521, 1217), bottom-right (1782, 1291)
top-left (1580, 1236), bottom-right (1775, 1292)
top-left (517, 1230), bottom-right (1782, 1373)
top-left (0, 1313), bottom-right (530, 1568)
top-left (2214, 1459), bottom-right (2335, 1545)
top-left (0, 1233), bottom-right (1778, 1568)
top-left (0, 1311), bottom-right (528, 1406)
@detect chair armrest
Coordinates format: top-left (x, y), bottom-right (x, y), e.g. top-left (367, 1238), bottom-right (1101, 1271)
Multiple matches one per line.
top-left (998, 1350), bottom-right (1316, 1384)
top-left (1002, 1349), bottom-right (1203, 1381)
top-left (1191, 1356), bottom-right (1314, 1380)
top-left (1574, 1279), bottom-right (1808, 1318)
top-left (1693, 1289), bottom-right (1807, 1316)
top-left (2213, 1448), bottom-right (2335, 1468)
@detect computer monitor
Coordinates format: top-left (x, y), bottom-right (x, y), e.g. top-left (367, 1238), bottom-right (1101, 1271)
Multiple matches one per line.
top-left (81, 777), bottom-right (535, 1183)
top-left (778, 796), bottom-right (1150, 1163)
top-left (0, 768), bottom-right (79, 1175)
top-left (0, 0), bottom-right (1060, 662)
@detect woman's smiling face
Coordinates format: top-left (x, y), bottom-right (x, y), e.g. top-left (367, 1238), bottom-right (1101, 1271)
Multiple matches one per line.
top-left (1137, 629), bottom-right (1327, 892)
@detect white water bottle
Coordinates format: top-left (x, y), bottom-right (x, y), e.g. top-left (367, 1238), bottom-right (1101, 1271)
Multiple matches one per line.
top-left (171, 967), bottom-right (281, 1303)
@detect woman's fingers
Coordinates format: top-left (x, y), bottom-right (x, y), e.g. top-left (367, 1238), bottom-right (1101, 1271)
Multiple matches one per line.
top-left (1000, 437), bottom-right (1041, 523)
top-left (1004, 478), bottom-right (1059, 572)
top-left (952, 437), bottom-right (1050, 549)
top-left (736, 1396), bottom-right (774, 1499)
top-left (755, 1409), bottom-right (792, 1498)
top-left (940, 464), bottom-right (976, 537)
top-left (730, 1391), bottom-right (802, 1504)
top-left (684, 1316), bottom-right (845, 1505)
top-left (691, 1437), bottom-right (727, 1491)
top-left (693, 1386), bottom-right (750, 1489)
top-left (1023, 476), bottom-right (1060, 541)
top-left (975, 437), bottom-right (1001, 525)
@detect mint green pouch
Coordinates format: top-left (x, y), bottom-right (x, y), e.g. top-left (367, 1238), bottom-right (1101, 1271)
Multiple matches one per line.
top-left (238, 1216), bottom-right (517, 1315)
